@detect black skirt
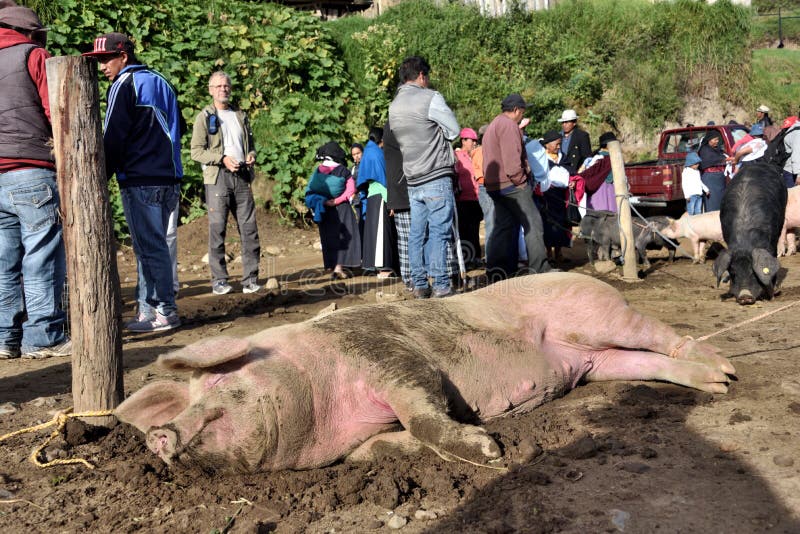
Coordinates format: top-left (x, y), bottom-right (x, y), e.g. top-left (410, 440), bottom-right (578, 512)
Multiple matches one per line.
top-left (318, 202), bottom-right (362, 269)
top-left (362, 194), bottom-right (397, 271)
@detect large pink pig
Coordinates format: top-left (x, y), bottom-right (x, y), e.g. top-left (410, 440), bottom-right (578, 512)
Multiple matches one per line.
top-left (660, 211), bottom-right (724, 263)
top-left (116, 273), bottom-right (735, 473)
top-left (778, 186), bottom-right (800, 256)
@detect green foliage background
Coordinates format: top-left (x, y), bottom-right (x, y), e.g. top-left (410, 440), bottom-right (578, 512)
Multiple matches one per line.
top-left (16, 0), bottom-right (796, 230)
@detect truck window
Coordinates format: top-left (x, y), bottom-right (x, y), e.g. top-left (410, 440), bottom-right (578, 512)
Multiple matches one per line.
top-left (664, 133), bottom-right (691, 153)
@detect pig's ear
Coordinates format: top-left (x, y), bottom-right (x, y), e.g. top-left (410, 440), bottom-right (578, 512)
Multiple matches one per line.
top-left (158, 336), bottom-right (251, 371)
top-left (115, 381), bottom-right (190, 433)
top-left (712, 250), bottom-right (731, 288)
top-left (752, 248), bottom-right (779, 285)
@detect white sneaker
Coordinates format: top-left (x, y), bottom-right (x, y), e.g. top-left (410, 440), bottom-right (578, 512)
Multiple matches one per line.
top-left (22, 339), bottom-right (71, 359)
top-left (242, 281), bottom-right (261, 294)
top-left (212, 281), bottom-right (233, 295)
top-left (125, 312), bottom-right (180, 333)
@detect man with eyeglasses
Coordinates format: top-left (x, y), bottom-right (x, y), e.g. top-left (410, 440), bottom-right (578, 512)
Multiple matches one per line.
top-left (83, 33), bottom-right (183, 333)
top-left (557, 109), bottom-right (592, 175)
top-left (190, 72), bottom-right (261, 296)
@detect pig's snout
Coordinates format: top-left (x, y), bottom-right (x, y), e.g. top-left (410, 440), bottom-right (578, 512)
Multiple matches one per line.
top-left (146, 427), bottom-right (179, 463)
top-left (736, 289), bottom-right (756, 305)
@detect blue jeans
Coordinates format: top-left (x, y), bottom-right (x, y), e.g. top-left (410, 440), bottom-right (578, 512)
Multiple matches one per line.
top-left (686, 195), bottom-right (703, 215)
top-left (0, 168), bottom-right (66, 352)
top-left (121, 184), bottom-right (179, 317)
top-left (408, 176), bottom-right (455, 291)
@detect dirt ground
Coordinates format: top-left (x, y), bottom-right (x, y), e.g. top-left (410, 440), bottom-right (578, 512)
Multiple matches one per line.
top-left (1, 209), bottom-right (799, 533)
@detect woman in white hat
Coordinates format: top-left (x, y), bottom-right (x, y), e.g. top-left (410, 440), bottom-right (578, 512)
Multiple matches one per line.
top-left (755, 105), bottom-right (773, 129)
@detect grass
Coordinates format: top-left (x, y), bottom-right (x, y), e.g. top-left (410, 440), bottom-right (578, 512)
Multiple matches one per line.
top-left (751, 7), bottom-right (800, 44)
top-left (749, 48), bottom-right (800, 119)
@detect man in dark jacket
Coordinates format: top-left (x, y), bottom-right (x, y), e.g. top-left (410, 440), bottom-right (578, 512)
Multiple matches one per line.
top-left (558, 109), bottom-right (592, 175)
top-left (84, 33), bottom-right (182, 333)
top-left (0, 5), bottom-right (70, 360)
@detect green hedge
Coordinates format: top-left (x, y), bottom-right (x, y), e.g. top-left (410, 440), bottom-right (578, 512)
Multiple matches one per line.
top-left (25, 0), bottom-right (759, 229)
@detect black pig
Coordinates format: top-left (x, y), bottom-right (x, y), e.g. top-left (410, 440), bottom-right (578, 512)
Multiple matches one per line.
top-left (712, 162), bottom-right (787, 305)
top-left (634, 216), bottom-right (677, 269)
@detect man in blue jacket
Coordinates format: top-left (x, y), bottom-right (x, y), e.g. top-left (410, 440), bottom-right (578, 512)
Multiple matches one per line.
top-left (84, 33), bottom-right (182, 332)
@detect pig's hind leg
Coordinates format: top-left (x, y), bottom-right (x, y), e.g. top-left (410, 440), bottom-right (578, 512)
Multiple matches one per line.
top-left (578, 297), bottom-right (735, 377)
top-left (586, 349), bottom-right (730, 394)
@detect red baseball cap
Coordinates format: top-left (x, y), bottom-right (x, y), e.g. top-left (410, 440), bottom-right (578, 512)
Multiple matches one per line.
top-left (82, 32), bottom-right (134, 57)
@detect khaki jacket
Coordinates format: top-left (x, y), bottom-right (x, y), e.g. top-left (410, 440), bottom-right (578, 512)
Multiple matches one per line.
top-left (190, 103), bottom-right (256, 185)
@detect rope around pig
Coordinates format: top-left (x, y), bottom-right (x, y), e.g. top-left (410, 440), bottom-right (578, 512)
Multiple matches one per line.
top-left (0, 408), bottom-right (114, 469)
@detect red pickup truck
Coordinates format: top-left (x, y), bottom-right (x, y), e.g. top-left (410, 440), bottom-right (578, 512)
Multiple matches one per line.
top-left (625, 124), bottom-right (749, 208)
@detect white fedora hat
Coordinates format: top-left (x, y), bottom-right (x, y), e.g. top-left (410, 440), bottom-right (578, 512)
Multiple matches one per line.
top-left (558, 109), bottom-right (579, 122)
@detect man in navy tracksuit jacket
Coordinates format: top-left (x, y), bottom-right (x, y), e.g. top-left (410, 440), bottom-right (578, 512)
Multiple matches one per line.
top-left (84, 33), bottom-right (182, 333)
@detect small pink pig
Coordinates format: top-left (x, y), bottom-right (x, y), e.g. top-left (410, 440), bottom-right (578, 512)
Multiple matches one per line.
top-left (660, 211), bottom-right (724, 263)
top-left (116, 273), bottom-right (735, 472)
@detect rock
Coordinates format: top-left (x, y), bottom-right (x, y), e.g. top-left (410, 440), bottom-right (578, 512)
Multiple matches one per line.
top-left (44, 447), bottom-right (68, 463)
top-left (609, 509), bottom-right (630, 532)
top-left (559, 434), bottom-right (598, 459)
top-left (265, 277), bottom-right (280, 291)
top-left (719, 442), bottom-right (739, 452)
top-left (387, 514), bottom-right (407, 529)
top-left (594, 260), bottom-right (617, 274)
top-left (365, 519), bottom-right (383, 530)
top-left (0, 489), bottom-right (14, 499)
top-left (515, 439), bottom-right (543, 464)
top-left (201, 253), bottom-right (209, 264)
top-left (265, 246), bottom-right (283, 256)
top-left (0, 402), bottom-right (18, 416)
top-left (780, 379), bottom-right (800, 396)
top-left (313, 241), bottom-right (323, 251)
top-left (30, 396), bottom-right (57, 408)
top-left (618, 461), bottom-right (650, 474)
top-left (414, 510), bottom-right (437, 521)
top-left (773, 455), bottom-right (794, 467)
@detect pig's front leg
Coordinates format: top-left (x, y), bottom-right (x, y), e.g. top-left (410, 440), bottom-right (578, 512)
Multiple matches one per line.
top-left (346, 430), bottom-right (426, 462)
top-left (586, 349), bottom-right (730, 394)
top-left (384, 384), bottom-right (501, 465)
top-left (787, 230), bottom-right (797, 255)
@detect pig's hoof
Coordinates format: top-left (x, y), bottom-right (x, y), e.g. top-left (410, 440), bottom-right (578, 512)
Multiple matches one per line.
top-left (676, 362), bottom-right (731, 394)
top-left (671, 338), bottom-right (736, 377)
top-left (433, 425), bottom-right (502, 465)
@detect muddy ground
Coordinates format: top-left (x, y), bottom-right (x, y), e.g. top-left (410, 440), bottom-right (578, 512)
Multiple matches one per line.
top-left (1, 209), bottom-right (799, 533)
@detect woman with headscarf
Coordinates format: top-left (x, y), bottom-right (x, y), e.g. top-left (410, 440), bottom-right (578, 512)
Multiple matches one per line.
top-left (698, 131), bottom-right (730, 212)
top-left (357, 127), bottom-right (397, 278)
top-left (304, 141), bottom-right (362, 279)
top-left (536, 130), bottom-right (572, 263)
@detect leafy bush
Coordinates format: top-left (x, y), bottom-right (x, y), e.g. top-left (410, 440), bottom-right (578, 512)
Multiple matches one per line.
top-left (29, 0), bottom-right (761, 226)
top-left (41, 0), bottom-right (361, 230)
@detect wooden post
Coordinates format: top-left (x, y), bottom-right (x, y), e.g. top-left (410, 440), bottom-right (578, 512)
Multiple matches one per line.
top-left (608, 140), bottom-right (639, 282)
top-left (46, 56), bottom-right (123, 427)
